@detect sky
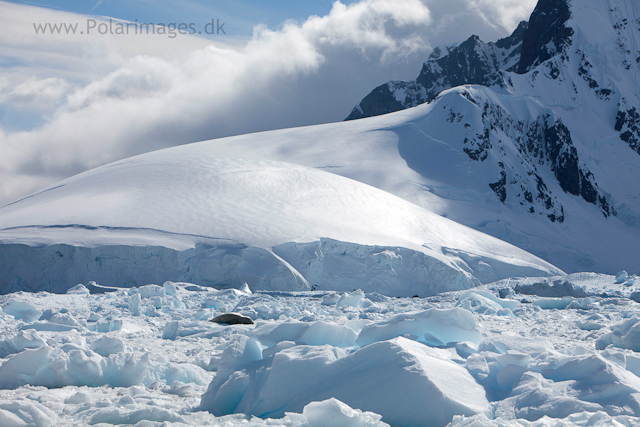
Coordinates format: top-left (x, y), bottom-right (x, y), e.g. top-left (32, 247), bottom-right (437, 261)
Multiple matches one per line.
top-left (0, 0), bottom-right (537, 206)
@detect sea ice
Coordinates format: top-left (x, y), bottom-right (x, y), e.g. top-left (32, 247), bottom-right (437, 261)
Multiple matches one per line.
top-left (201, 337), bottom-right (489, 426)
top-left (1, 299), bottom-right (42, 323)
top-left (288, 398), bottom-right (390, 427)
top-left (356, 308), bottom-right (482, 347)
top-left (616, 271), bottom-right (629, 284)
top-left (66, 284), bottom-right (90, 295)
top-left (90, 335), bottom-right (125, 357)
top-left (0, 399), bottom-right (56, 427)
top-left (129, 293), bottom-right (142, 316)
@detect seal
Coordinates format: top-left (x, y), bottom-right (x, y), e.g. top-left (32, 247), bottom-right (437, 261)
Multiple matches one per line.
top-left (209, 312), bottom-right (254, 325)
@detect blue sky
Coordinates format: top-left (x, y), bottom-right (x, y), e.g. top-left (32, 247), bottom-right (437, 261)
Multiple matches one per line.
top-left (7, 0), bottom-right (358, 38)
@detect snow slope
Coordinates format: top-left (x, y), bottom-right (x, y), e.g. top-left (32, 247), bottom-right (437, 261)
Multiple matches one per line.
top-left (0, 157), bottom-right (560, 295)
top-left (141, 0), bottom-right (640, 274)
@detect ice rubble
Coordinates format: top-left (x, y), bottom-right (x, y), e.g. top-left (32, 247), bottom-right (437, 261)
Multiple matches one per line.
top-left (0, 272), bottom-right (640, 426)
top-left (0, 344), bottom-right (210, 389)
top-left (200, 336), bottom-right (489, 426)
top-left (355, 307), bottom-right (482, 347)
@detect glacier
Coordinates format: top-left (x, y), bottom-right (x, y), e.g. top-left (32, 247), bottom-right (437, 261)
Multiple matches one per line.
top-left (0, 157), bottom-right (560, 296)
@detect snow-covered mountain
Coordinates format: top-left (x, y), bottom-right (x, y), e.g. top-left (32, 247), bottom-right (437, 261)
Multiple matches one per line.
top-left (177, 0), bottom-right (639, 274)
top-left (1, 0), bottom-right (638, 294)
top-left (345, 21), bottom-right (527, 121)
top-left (0, 156), bottom-right (560, 295)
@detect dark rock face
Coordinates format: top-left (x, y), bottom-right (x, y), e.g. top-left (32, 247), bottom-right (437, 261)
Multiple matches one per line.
top-left (616, 100), bottom-right (640, 154)
top-left (345, 22), bottom-right (527, 121)
top-left (450, 90), bottom-right (611, 221)
top-left (345, 81), bottom-right (421, 121)
top-left (415, 26), bottom-right (523, 96)
top-left (517, 0), bottom-right (573, 74)
top-left (347, 0), bottom-right (577, 120)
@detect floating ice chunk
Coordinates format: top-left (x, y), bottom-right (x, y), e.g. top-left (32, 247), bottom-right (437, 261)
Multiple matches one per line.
top-left (616, 271), bottom-right (629, 284)
top-left (66, 284), bottom-right (90, 295)
top-left (456, 292), bottom-right (504, 315)
top-left (492, 371), bottom-right (603, 421)
top-left (0, 330), bottom-right (46, 358)
top-left (299, 321), bottom-right (357, 347)
top-left (239, 283), bottom-right (252, 294)
top-left (202, 297), bottom-right (225, 309)
top-left (251, 320), bottom-right (309, 347)
top-left (49, 313), bottom-right (83, 328)
top-left (217, 335), bottom-right (263, 380)
top-left (163, 281), bottom-right (178, 296)
top-left (576, 320), bottom-right (604, 331)
top-left (202, 335), bottom-right (263, 415)
top-left (356, 308), bottom-right (482, 347)
top-left (533, 297), bottom-right (573, 310)
top-left (12, 330), bottom-right (46, 352)
top-left (478, 335), bottom-right (554, 356)
top-left (164, 380), bottom-right (199, 397)
top-left (595, 318), bottom-right (640, 352)
top-left (162, 321), bottom-right (180, 340)
top-left (514, 281), bottom-right (588, 298)
top-left (321, 293), bottom-right (341, 306)
top-left (21, 321), bottom-right (80, 332)
top-left (1, 299), bottom-right (42, 323)
top-left (290, 398), bottom-right (390, 427)
top-left (89, 407), bottom-right (186, 425)
top-left (138, 284), bottom-right (164, 298)
top-left (551, 354), bottom-right (640, 415)
top-left (495, 363), bottom-right (527, 391)
top-left (455, 341), bottom-right (479, 359)
top-left (448, 411), bottom-right (639, 426)
top-left (38, 308), bottom-right (56, 321)
top-left (619, 322), bottom-right (640, 352)
top-left (337, 290), bottom-right (365, 308)
top-left (96, 317), bottom-right (123, 333)
top-left (129, 293), bottom-right (142, 316)
top-left (262, 341), bottom-right (298, 359)
top-left (0, 399), bottom-right (56, 427)
top-left (498, 287), bottom-right (516, 299)
top-left (465, 354), bottom-right (490, 381)
top-left (565, 298), bottom-right (597, 310)
top-left (0, 346), bottom-right (96, 388)
top-left (90, 335), bottom-right (125, 357)
top-left (64, 392), bottom-right (92, 405)
top-left (250, 320), bottom-right (358, 348)
top-left (201, 337), bottom-right (488, 426)
top-left (344, 319), bottom-right (372, 333)
top-left (458, 290), bottom-right (519, 311)
top-left (87, 312), bottom-right (102, 323)
top-left (194, 309), bottom-right (210, 320)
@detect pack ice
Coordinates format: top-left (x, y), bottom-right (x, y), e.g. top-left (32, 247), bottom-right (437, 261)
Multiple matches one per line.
top-left (1, 273), bottom-right (640, 426)
top-left (0, 157), bottom-right (560, 296)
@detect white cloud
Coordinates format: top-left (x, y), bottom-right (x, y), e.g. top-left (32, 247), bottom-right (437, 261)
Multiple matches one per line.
top-left (468, 0), bottom-right (538, 31)
top-left (0, 0), bottom-right (536, 206)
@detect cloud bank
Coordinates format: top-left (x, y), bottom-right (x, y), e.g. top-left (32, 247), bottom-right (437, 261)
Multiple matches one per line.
top-left (0, 0), bottom-right (536, 206)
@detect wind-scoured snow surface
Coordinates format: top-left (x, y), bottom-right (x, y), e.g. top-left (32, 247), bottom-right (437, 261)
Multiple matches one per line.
top-left (0, 157), bottom-right (560, 295)
top-left (0, 274), bottom-right (640, 426)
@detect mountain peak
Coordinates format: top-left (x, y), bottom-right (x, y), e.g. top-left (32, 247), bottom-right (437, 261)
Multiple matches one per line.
top-left (517, 0), bottom-right (573, 73)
